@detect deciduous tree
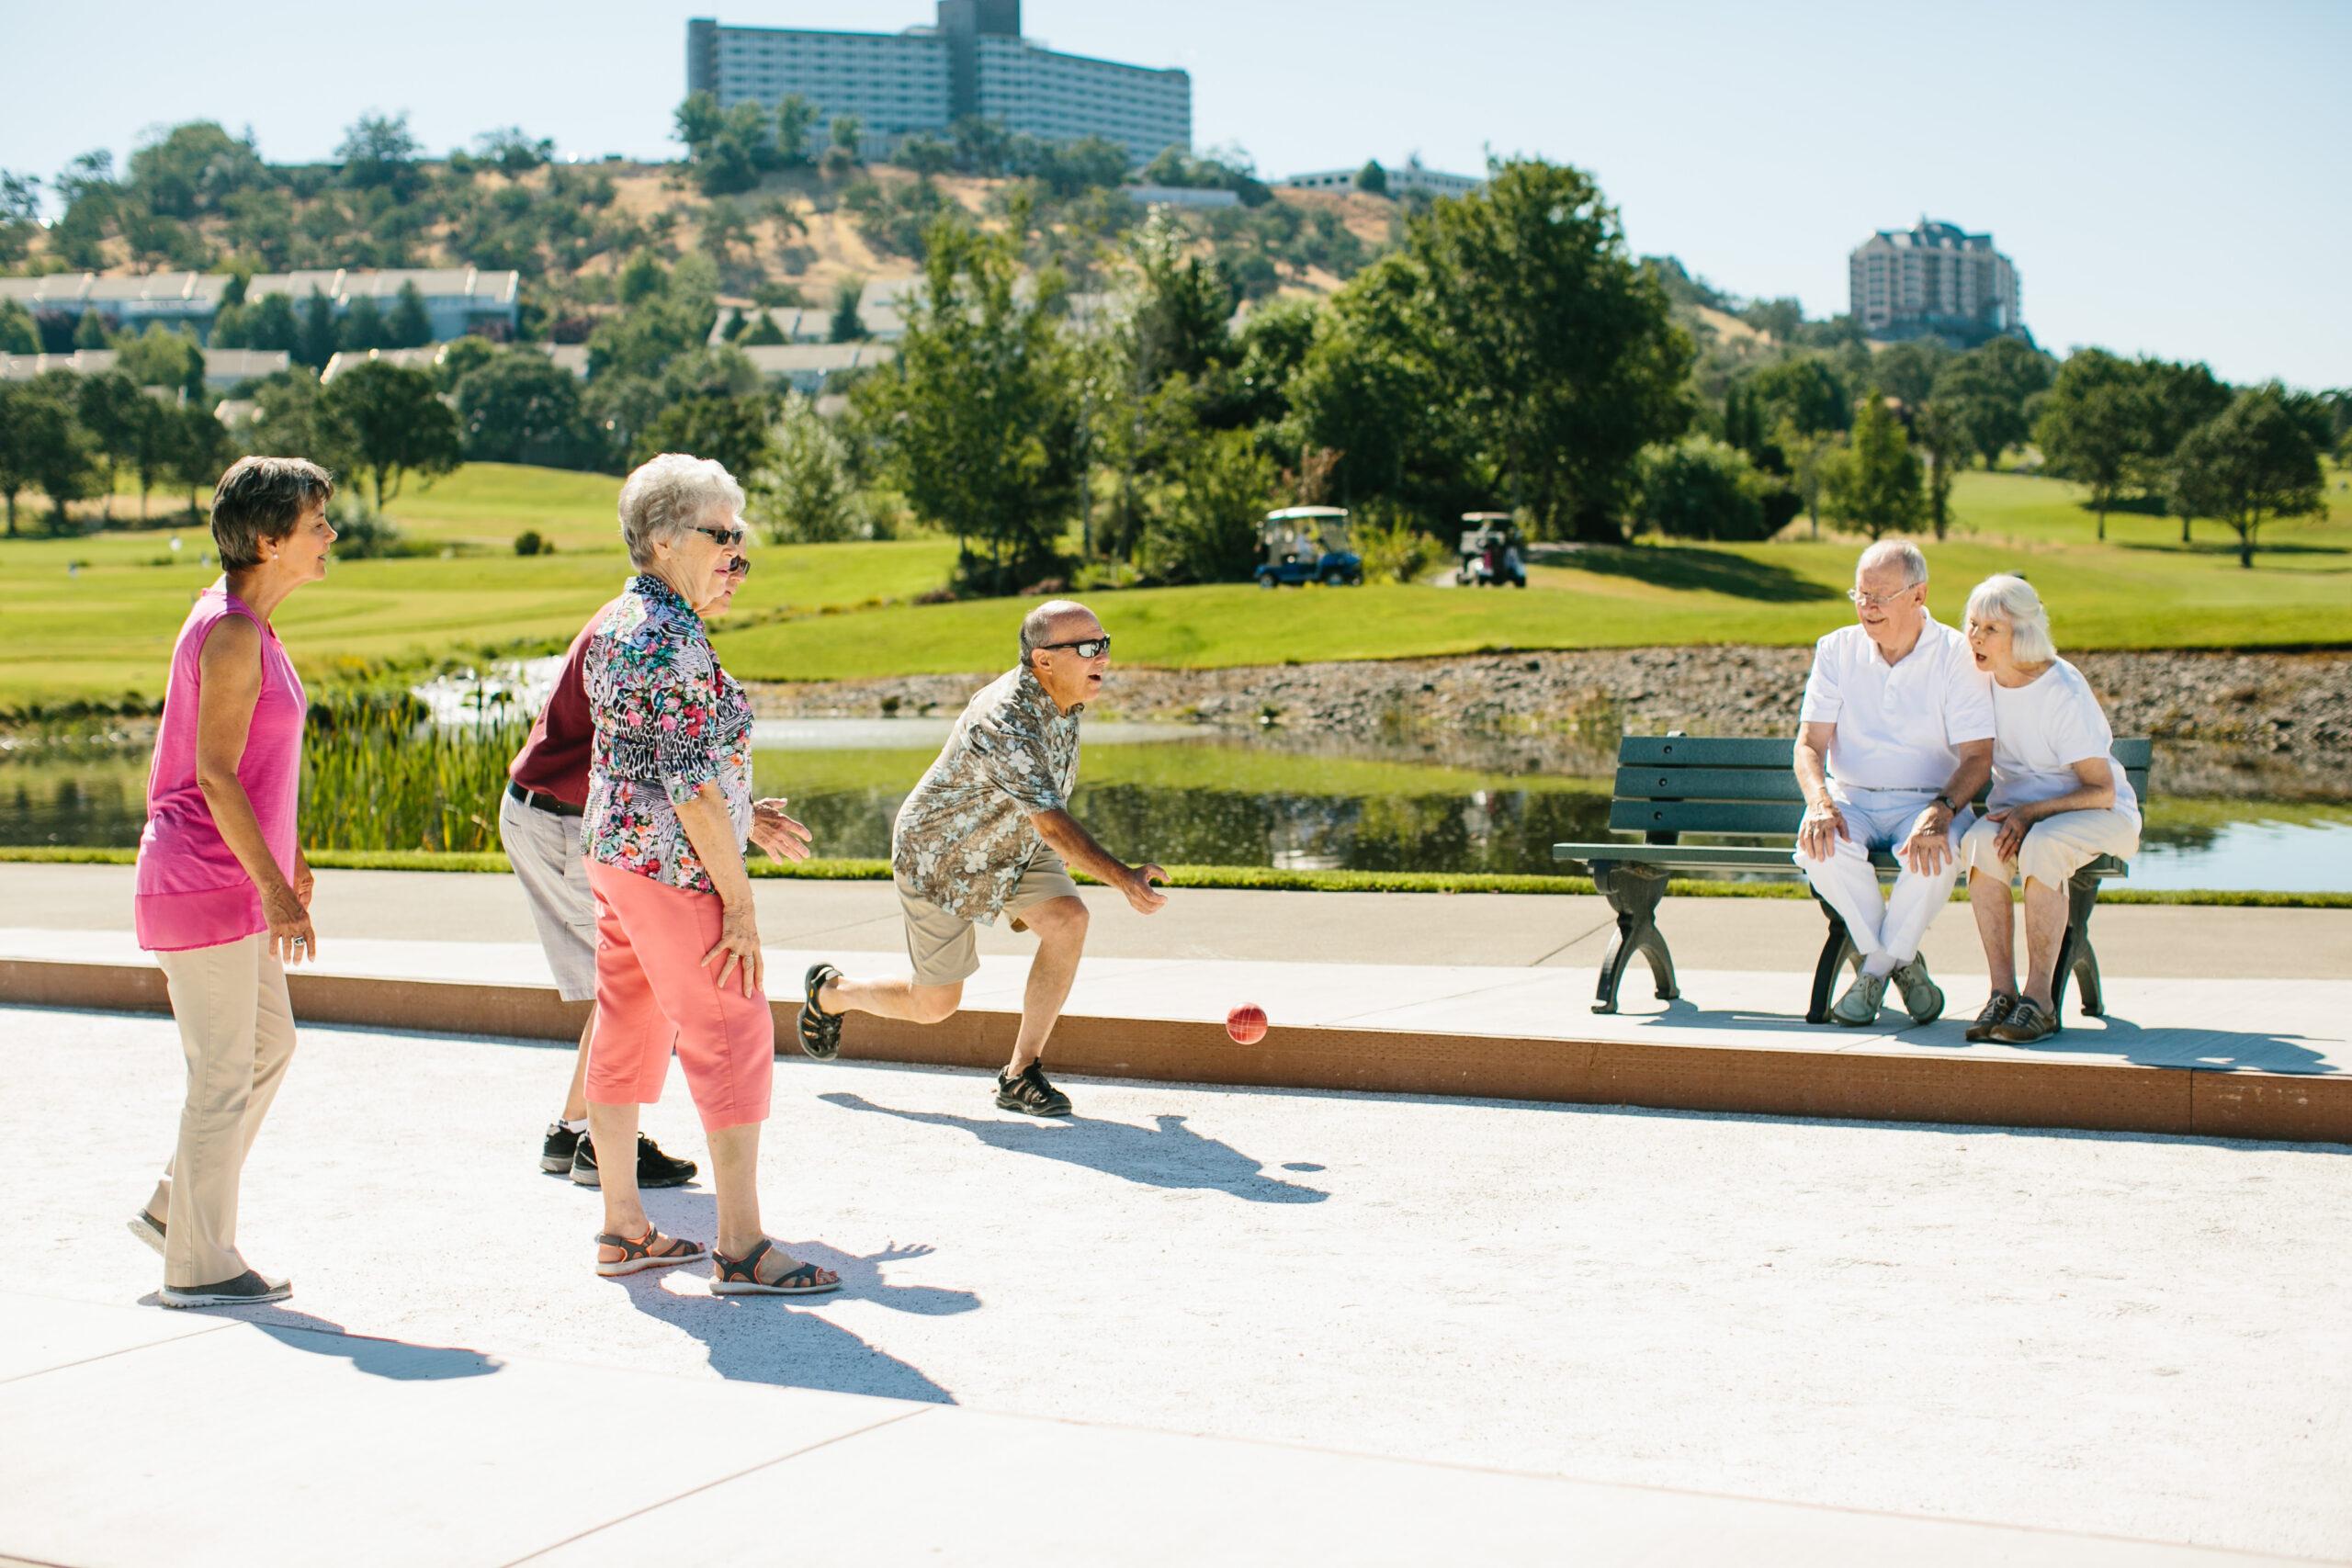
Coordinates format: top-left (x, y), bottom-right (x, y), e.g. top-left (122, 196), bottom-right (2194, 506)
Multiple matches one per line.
top-left (321, 359), bottom-right (461, 510)
top-left (2170, 385), bottom-right (2325, 569)
top-left (2034, 348), bottom-right (2142, 540)
top-left (1930, 336), bottom-right (2052, 468)
top-left (1823, 392), bottom-right (1922, 540)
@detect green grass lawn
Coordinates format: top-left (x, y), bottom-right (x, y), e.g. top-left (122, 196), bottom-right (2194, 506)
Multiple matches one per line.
top-left (6, 461), bottom-right (2346, 711)
top-left (0, 463), bottom-right (956, 709)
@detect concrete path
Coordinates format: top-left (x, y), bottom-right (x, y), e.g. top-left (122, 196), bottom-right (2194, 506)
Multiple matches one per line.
top-left (5, 1007), bottom-right (2346, 1564)
top-left (9, 863), bottom-right (2352, 977)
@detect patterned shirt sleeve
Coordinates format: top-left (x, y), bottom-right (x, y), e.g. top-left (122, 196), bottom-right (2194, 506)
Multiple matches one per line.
top-left (967, 713), bottom-right (1067, 816)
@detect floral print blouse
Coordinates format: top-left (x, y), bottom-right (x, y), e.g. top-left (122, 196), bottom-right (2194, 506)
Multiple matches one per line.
top-left (892, 665), bottom-right (1082, 923)
top-left (582, 573), bottom-right (753, 895)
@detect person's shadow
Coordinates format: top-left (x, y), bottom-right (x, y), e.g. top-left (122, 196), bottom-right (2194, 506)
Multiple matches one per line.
top-left (134, 1302), bottom-right (506, 1382)
top-left (818, 1092), bottom-right (1330, 1204)
top-left (618, 1194), bottom-right (964, 1405)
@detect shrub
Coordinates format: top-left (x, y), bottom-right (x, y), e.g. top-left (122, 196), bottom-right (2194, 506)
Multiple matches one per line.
top-left (1632, 434), bottom-right (1776, 541)
top-left (1352, 503), bottom-right (1447, 583)
top-left (514, 529), bottom-right (553, 556)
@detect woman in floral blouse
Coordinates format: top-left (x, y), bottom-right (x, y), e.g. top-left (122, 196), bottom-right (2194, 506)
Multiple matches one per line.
top-left (578, 453), bottom-right (839, 1297)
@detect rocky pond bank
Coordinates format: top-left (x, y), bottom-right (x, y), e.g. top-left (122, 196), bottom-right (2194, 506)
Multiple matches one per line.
top-left (751, 647), bottom-right (2352, 799)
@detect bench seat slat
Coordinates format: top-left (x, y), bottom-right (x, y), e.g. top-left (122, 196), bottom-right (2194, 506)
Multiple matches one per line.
top-left (1554, 842), bottom-right (2131, 876)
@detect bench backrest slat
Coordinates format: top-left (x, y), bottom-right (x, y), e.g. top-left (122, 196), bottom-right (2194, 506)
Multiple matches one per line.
top-left (1611, 799), bottom-right (1804, 836)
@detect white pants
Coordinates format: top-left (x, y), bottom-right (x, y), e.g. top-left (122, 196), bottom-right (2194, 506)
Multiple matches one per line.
top-left (1793, 789), bottom-right (1971, 972)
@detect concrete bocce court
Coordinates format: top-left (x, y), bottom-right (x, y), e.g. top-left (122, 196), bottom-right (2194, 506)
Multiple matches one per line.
top-left (1, 861), bottom-right (2347, 1566)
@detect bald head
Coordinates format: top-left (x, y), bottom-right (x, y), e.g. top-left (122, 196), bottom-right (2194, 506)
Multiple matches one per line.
top-left (1019, 599), bottom-right (1096, 669)
top-left (1020, 598), bottom-right (1108, 713)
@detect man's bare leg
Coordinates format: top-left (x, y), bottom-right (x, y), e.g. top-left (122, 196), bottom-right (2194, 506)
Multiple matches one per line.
top-left (823, 974), bottom-right (962, 1026)
top-left (1005, 896), bottom-right (1088, 1077)
top-left (1968, 871), bottom-right (2018, 998)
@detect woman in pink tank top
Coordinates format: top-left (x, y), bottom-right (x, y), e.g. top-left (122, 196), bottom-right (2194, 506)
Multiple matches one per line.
top-left (131, 457), bottom-right (337, 1309)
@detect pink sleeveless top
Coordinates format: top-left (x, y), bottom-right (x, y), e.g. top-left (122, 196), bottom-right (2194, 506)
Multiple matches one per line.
top-left (134, 582), bottom-right (306, 952)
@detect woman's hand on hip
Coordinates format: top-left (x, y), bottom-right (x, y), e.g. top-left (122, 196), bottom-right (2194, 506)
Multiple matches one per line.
top-left (702, 898), bottom-right (763, 998)
top-left (263, 881), bottom-right (317, 966)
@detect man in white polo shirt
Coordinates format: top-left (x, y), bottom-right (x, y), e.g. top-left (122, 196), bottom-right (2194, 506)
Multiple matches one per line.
top-left (1793, 539), bottom-right (1994, 1027)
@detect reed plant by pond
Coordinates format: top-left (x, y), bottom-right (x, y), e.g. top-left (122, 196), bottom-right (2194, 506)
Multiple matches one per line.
top-left (301, 690), bottom-right (526, 854)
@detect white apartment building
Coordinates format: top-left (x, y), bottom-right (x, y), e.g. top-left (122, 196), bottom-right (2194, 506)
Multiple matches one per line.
top-left (0, 267), bottom-right (520, 344)
top-left (1849, 219), bottom-right (2021, 342)
top-left (1284, 158), bottom-right (1484, 199)
top-left (687, 2), bottom-right (1189, 165)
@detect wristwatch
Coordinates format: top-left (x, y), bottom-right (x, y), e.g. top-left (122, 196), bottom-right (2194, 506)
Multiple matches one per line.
top-left (1932, 791), bottom-right (1958, 815)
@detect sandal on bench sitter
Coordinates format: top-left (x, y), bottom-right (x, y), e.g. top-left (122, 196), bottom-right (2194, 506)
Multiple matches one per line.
top-left (709, 1238), bottom-right (841, 1296)
top-left (594, 1225), bottom-right (707, 1278)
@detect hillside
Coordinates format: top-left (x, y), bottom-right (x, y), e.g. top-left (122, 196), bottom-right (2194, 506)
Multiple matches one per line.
top-left (6, 151), bottom-right (1403, 318)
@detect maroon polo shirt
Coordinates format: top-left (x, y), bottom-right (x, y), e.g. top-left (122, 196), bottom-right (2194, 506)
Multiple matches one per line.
top-left (506, 613), bottom-right (602, 808)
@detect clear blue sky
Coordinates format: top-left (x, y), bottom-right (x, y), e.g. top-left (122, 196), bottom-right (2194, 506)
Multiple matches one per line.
top-left (3, 0), bottom-right (2345, 388)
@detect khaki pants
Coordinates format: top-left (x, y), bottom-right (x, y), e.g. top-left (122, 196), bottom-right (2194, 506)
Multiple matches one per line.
top-left (1962, 806), bottom-right (2142, 887)
top-left (147, 934), bottom-right (299, 1286)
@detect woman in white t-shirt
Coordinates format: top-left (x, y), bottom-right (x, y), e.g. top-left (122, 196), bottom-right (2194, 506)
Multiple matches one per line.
top-left (1959, 574), bottom-right (2140, 1043)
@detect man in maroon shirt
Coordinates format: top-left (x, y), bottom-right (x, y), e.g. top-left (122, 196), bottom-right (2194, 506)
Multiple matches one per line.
top-left (501, 558), bottom-right (803, 1186)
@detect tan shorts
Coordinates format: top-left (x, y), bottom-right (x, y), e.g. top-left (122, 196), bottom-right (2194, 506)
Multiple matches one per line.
top-left (897, 851), bottom-right (1083, 988)
top-left (1962, 806), bottom-right (2141, 887)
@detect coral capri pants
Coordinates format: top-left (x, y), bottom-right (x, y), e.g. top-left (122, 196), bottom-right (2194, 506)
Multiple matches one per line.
top-left (585, 859), bottom-right (773, 1132)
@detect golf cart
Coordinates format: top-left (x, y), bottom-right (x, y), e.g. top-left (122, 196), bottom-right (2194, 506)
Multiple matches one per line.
top-left (1255, 506), bottom-right (1363, 588)
top-left (1456, 512), bottom-right (1526, 588)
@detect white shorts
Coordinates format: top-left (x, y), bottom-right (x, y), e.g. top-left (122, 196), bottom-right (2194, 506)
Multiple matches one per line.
top-left (1962, 806), bottom-right (2141, 888)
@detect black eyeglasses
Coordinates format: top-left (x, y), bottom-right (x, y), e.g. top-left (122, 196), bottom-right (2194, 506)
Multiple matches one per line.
top-left (692, 525), bottom-right (747, 549)
top-left (725, 555), bottom-right (751, 577)
top-left (1039, 636), bottom-right (1111, 660)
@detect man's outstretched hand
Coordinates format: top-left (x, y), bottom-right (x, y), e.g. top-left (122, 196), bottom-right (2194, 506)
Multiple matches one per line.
top-left (1124, 863), bottom-right (1170, 915)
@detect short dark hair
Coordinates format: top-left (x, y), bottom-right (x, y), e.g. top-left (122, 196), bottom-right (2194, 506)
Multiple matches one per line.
top-left (211, 456), bottom-right (334, 570)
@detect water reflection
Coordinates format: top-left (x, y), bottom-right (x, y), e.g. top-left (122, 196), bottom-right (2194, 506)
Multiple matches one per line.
top-left (8, 729), bottom-right (2350, 894)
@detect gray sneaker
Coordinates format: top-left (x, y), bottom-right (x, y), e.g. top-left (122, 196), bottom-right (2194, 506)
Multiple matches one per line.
top-left (1829, 971), bottom-right (1890, 1027)
top-left (1890, 955), bottom-right (1945, 1024)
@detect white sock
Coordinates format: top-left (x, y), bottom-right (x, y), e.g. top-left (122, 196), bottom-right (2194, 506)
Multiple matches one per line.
top-left (562, 1116), bottom-right (589, 1134)
top-left (1861, 954), bottom-right (1899, 979)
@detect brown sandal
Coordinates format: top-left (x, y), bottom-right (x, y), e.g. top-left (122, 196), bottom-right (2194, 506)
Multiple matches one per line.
top-left (708, 1238), bottom-right (841, 1296)
top-left (594, 1225), bottom-right (707, 1278)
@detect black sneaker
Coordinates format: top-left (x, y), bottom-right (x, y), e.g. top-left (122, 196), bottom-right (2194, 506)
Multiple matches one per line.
top-left (571, 1133), bottom-right (699, 1189)
top-left (540, 1121), bottom-right (582, 1174)
top-left (1964, 994), bottom-right (2018, 1043)
top-left (160, 1269), bottom-right (291, 1309)
top-left (995, 1062), bottom-right (1072, 1118)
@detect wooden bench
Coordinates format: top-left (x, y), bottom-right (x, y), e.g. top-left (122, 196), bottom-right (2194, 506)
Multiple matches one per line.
top-left (1553, 735), bottom-right (2154, 1021)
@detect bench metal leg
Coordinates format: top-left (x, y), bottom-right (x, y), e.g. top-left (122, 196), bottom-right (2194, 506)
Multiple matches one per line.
top-left (2049, 867), bottom-right (2106, 1020)
top-left (1807, 897), bottom-right (1860, 1024)
top-left (1589, 863), bottom-right (1679, 1015)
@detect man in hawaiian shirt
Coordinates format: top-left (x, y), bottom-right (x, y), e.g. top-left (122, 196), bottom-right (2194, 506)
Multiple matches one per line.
top-left (797, 601), bottom-right (1168, 1116)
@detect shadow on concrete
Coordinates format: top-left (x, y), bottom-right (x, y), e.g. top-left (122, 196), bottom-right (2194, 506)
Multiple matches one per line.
top-left (1991, 1014), bottom-right (2340, 1076)
top-left (147, 1305), bottom-right (508, 1381)
top-left (618, 1195), bottom-right (961, 1405)
top-left (778, 1240), bottom-right (982, 1318)
top-left (817, 1092), bottom-right (1329, 1204)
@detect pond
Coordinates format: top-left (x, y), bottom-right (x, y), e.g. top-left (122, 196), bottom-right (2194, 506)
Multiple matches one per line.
top-left (7, 717), bottom-right (2351, 894)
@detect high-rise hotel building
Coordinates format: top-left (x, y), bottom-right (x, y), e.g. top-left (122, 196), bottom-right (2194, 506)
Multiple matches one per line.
top-left (1849, 218), bottom-right (2023, 344)
top-left (686, 3), bottom-right (1191, 165)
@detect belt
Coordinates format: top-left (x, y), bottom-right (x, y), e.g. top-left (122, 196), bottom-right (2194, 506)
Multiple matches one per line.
top-left (507, 779), bottom-right (584, 818)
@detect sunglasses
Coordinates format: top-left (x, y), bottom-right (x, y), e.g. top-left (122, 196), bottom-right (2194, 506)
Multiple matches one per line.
top-left (725, 554), bottom-right (751, 577)
top-left (1039, 636), bottom-right (1111, 660)
top-left (692, 525), bottom-right (748, 549)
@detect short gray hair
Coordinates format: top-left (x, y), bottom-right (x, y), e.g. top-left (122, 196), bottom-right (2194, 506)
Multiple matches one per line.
top-left (212, 456), bottom-right (334, 570)
top-left (616, 453), bottom-right (744, 570)
top-left (1019, 599), bottom-right (1089, 669)
top-left (1856, 538), bottom-right (1928, 588)
top-left (1965, 573), bottom-right (2057, 663)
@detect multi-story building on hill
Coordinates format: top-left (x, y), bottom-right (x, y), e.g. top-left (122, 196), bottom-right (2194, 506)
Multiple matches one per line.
top-left (1849, 219), bottom-right (2023, 344)
top-left (0, 267), bottom-right (519, 345)
top-left (1283, 158), bottom-right (1484, 199)
top-left (686, 3), bottom-right (1189, 165)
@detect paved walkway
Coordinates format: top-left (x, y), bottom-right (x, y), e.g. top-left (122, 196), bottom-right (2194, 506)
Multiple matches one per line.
top-left (5, 1008), bottom-right (2346, 1565)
